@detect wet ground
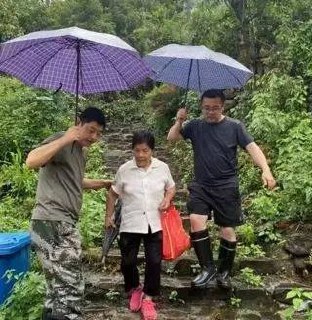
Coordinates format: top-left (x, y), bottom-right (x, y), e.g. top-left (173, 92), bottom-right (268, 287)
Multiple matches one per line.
top-left (84, 299), bottom-right (282, 320)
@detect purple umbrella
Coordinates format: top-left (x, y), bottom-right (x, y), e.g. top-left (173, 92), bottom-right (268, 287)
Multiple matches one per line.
top-left (0, 26), bottom-right (150, 121)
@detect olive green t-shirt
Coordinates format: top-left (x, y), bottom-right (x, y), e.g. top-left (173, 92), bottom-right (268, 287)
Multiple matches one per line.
top-left (31, 132), bottom-right (86, 225)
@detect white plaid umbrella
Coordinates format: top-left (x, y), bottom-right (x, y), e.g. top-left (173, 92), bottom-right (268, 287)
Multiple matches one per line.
top-left (144, 44), bottom-right (253, 92)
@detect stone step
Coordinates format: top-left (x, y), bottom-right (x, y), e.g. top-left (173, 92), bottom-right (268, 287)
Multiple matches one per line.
top-left (84, 268), bottom-right (311, 308)
top-left (83, 248), bottom-right (296, 277)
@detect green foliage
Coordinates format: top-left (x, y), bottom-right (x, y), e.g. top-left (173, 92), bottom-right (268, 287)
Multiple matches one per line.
top-left (272, 3), bottom-right (312, 79)
top-left (98, 92), bottom-right (146, 125)
top-left (237, 151), bottom-right (262, 196)
top-left (0, 0), bottom-right (23, 41)
top-left (105, 289), bottom-right (121, 302)
top-left (129, 2), bottom-right (190, 53)
top-left (169, 140), bottom-right (194, 186)
top-left (248, 191), bottom-right (280, 222)
top-left (277, 119), bottom-right (312, 220)
top-left (80, 143), bottom-right (109, 248)
top-left (0, 0), bottom-right (49, 42)
top-left (0, 196), bottom-right (33, 231)
top-left (85, 142), bottom-right (108, 178)
top-left (0, 271), bottom-right (45, 320)
top-left (239, 267), bottom-right (264, 287)
top-left (0, 148), bottom-right (35, 231)
top-left (230, 296), bottom-right (242, 308)
top-left (0, 147), bottom-right (37, 199)
top-left (0, 77), bottom-right (72, 163)
top-left (143, 85), bottom-right (183, 135)
top-left (237, 244), bottom-right (265, 259)
top-left (247, 72), bottom-right (307, 152)
top-left (236, 223), bottom-right (256, 245)
top-left (257, 222), bottom-right (282, 244)
top-left (245, 190), bottom-right (282, 244)
top-left (79, 190), bottom-right (107, 248)
top-left (188, 2), bottom-right (239, 57)
top-left (47, 0), bottom-right (115, 33)
top-left (279, 288), bottom-right (312, 320)
top-left (168, 290), bottom-right (185, 305)
top-left (233, 70), bottom-right (312, 223)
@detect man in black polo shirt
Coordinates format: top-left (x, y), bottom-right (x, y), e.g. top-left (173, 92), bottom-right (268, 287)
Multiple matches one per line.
top-left (167, 90), bottom-right (276, 289)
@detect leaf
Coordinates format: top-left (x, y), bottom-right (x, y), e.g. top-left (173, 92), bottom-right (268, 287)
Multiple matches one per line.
top-left (286, 289), bottom-right (300, 299)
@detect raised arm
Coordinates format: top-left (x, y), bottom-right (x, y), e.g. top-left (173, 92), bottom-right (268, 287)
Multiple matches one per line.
top-left (167, 108), bottom-right (187, 141)
top-left (245, 142), bottom-right (276, 189)
top-left (25, 126), bottom-right (80, 169)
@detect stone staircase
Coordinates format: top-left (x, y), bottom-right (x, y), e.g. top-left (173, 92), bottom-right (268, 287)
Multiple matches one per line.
top-left (83, 118), bottom-right (312, 319)
top-left (82, 245), bottom-right (311, 319)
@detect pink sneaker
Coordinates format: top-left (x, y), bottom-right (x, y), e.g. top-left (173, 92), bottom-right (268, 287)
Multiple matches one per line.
top-left (129, 286), bottom-right (144, 312)
top-left (141, 299), bottom-right (157, 320)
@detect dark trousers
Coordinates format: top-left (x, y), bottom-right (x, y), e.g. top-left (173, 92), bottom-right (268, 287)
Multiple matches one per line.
top-left (119, 229), bottom-right (162, 297)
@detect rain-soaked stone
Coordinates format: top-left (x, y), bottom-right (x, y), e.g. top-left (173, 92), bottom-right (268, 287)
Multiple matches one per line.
top-left (238, 257), bottom-right (291, 275)
top-left (236, 309), bottom-right (262, 320)
top-left (284, 234), bottom-right (312, 257)
top-left (272, 282), bottom-right (312, 304)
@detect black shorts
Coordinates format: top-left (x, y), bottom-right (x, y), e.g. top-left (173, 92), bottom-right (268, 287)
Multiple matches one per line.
top-left (186, 182), bottom-right (244, 227)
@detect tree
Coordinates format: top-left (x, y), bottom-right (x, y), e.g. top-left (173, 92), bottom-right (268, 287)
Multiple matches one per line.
top-left (0, 0), bottom-right (23, 42)
top-left (46, 0), bottom-right (115, 33)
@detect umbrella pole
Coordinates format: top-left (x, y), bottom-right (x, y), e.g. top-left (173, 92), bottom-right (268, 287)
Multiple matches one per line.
top-left (183, 59), bottom-right (193, 108)
top-left (75, 40), bottom-right (81, 125)
top-left (72, 41), bottom-right (81, 153)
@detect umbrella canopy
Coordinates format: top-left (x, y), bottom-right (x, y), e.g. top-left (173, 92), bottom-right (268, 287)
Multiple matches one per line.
top-left (144, 44), bottom-right (253, 92)
top-left (0, 26), bottom-right (150, 119)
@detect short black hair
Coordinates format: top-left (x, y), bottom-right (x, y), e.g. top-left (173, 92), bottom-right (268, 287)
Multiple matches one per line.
top-left (79, 106), bottom-right (106, 127)
top-left (132, 130), bottom-right (155, 150)
top-left (201, 89), bottom-right (225, 102)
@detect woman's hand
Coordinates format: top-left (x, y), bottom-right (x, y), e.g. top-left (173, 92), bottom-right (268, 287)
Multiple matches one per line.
top-left (105, 214), bottom-right (116, 228)
top-left (159, 198), bottom-right (171, 211)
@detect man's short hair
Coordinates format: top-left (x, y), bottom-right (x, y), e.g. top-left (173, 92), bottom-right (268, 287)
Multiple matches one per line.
top-left (201, 89), bottom-right (225, 102)
top-left (79, 107), bottom-right (106, 127)
top-left (132, 130), bottom-right (155, 150)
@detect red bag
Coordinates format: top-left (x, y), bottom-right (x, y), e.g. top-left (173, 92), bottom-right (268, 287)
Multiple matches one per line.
top-left (161, 204), bottom-right (191, 260)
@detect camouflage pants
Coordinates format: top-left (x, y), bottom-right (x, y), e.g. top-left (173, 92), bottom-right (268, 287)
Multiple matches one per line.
top-left (30, 220), bottom-right (84, 320)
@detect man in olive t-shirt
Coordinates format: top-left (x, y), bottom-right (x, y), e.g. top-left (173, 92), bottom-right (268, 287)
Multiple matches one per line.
top-left (27, 107), bottom-right (111, 320)
top-left (167, 90), bottom-right (276, 290)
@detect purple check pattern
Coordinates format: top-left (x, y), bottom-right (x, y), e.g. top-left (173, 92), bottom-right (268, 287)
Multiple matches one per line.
top-left (0, 29), bottom-right (150, 94)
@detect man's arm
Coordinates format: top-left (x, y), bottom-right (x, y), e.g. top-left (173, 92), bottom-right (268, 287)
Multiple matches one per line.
top-left (105, 188), bottom-right (119, 228)
top-left (82, 179), bottom-right (112, 190)
top-left (167, 121), bottom-right (184, 141)
top-left (25, 126), bottom-right (80, 169)
top-left (245, 142), bottom-right (276, 189)
top-left (167, 108), bottom-right (187, 141)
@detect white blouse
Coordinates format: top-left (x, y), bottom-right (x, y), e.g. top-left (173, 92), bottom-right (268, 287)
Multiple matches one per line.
top-left (112, 157), bottom-right (175, 234)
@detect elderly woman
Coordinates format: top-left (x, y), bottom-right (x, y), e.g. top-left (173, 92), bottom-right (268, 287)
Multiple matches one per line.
top-left (105, 130), bottom-right (175, 320)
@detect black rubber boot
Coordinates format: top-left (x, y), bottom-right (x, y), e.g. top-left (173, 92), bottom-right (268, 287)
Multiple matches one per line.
top-left (190, 230), bottom-right (216, 288)
top-left (216, 238), bottom-right (237, 289)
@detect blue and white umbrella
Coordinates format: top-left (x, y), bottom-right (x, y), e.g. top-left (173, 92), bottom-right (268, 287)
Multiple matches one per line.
top-left (144, 44), bottom-right (253, 92)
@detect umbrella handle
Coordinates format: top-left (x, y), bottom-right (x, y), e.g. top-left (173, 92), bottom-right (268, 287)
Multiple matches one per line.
top-left (53, 83), bottom-right (63, 95)
top-left (182, 90), bottom-right (189, 109)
